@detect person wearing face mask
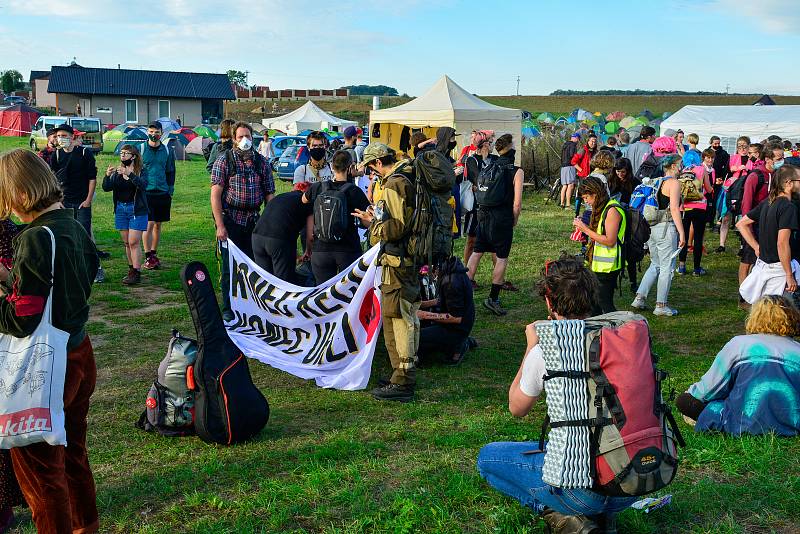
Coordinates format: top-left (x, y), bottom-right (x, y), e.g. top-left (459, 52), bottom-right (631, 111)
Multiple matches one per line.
top-left (141, 123), bottom-right (176, 271)
top-left (37, 127), bottom-right (59, 167)
top-left (293, 131), bottom-right (333, 184)
top-left (707, 135), bottom-right (730, 229)
top-left (102, 144), bottom-right (149, 285)
top-left (211, 121), bottom-right (275, 321)
top-left (716, 136), bottom-right (753, 253)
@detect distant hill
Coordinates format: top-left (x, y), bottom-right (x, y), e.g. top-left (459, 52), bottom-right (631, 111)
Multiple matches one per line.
top-left (550, 89), bottom-right (764, 96)
top-left (344, 85), bottom-right (399, 97)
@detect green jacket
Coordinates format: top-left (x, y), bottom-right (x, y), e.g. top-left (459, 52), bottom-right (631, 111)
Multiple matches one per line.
top-left (0, 209), bottom-right (98, 350)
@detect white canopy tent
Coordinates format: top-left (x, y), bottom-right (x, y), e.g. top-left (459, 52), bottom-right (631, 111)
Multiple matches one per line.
top-left (262, 101), bottom-right (357, 135)
top-left (369, 75), bottom-right (522, 163)
top-left (660, 105), bottom-right (800, 153)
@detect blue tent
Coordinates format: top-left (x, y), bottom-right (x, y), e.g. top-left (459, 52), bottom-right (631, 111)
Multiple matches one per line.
top-left (522, 125), bottom-right (541, 139)
top-left (157, 117), bottom-right (181, 133)
top-left (114, 128), bottom-right (148, 154)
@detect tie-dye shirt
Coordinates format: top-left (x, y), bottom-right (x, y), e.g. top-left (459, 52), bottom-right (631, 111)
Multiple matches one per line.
top-left (688, 334), bottom-right (800, 436)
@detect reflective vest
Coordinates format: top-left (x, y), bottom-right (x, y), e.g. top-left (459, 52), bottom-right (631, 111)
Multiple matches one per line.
top-left (590, 199), bottom-right (626, 273)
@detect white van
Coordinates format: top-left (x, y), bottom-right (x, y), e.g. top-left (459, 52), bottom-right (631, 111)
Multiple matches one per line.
top-left (30, 116), bottom-right (103, 152)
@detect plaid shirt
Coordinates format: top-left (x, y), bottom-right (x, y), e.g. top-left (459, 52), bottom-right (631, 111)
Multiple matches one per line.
top-left (211, 150), bottom-right (275, 226)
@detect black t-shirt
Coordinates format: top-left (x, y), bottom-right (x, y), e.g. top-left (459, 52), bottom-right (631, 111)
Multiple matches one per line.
top-left (746, 197), bottom-right (799, 263)
top-left (489, 153), bottom-right (519, 218)
top-left (306, 180), bottom-right (369, 253)
top-left (465, 154), bottom-right (497, 187)
top-left (793, 200), bottom-right (800, 262)
top-left (50, 148), bottom-right (97, 204)
top-left (253, 190), bottom-right (312, 239)
top-left (440, 269), bottom-right (475, 335)
top-left (115, 174), bottom-right (137, 203)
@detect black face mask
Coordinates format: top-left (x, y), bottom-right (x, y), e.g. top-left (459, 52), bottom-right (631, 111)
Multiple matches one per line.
top-left (309, 147), bottom-right (326, 161)
top-left (749, 156), bottom-right (757, 162)
top-left (121, 158), bottom-right (133, 166)
top-left (448, 140), bottom-right (457, 151)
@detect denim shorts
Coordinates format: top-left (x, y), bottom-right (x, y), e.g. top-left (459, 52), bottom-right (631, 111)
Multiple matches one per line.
top-left (114, 201), bottom-right (148, 232)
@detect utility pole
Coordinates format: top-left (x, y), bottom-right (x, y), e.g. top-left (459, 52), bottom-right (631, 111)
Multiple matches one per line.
top-left (516, 76), bottom-right (520, 96)
top-left (726, 83), bottom-right (730, 95)
top-left (245, 70), bottom-right (250, 87)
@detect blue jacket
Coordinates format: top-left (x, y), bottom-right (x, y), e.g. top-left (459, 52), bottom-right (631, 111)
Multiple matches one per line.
top-left (141, 143), bottom-right (176, 196)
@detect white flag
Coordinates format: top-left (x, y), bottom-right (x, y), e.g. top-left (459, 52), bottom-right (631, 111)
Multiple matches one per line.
top-left (225, 241), bottom-right (382, 390)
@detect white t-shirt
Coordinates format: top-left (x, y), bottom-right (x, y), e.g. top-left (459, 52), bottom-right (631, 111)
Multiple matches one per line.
top-left (519, 344), bottom-right (547, 398)
top-left (293, 163), bottom-right (333, 184)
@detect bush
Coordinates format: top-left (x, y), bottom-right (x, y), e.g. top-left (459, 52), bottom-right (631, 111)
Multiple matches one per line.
top-left (520, 131), bottom-right (569, 186)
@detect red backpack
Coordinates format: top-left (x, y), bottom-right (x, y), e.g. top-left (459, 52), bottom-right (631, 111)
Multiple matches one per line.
top-left (535, 312), bottom-right (684, 496)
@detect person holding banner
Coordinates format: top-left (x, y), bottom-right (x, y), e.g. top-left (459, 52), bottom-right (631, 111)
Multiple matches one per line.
top-left (354, 143), bottom-right (420, 403)
top-left (0, 149), bottom-right (100, 533)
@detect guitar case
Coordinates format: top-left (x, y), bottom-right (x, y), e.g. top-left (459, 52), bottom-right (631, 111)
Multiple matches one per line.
top-left (180, 261), bottom-right (269, 444)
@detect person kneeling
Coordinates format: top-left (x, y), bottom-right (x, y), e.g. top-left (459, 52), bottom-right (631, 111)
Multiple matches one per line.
top-left (476, 256), bottom-right (638, 533)
top-left (676, 294), bottom-right (800, 436)
top-left (416, 257), bottom-right (476, 366)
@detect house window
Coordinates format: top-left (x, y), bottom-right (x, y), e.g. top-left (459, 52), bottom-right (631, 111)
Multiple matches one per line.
top-left (125, 99), bottom-right (138, 123)
top-left (158, 100), bottom-right (170, 118)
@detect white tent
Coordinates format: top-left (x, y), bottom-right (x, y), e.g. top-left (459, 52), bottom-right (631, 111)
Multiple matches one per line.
top-left (369, 75), bottom-right (522, 163)
top-left (660, 105), bottom-right (800, 153)
top-left (262, 101), bottom-right (356, 135)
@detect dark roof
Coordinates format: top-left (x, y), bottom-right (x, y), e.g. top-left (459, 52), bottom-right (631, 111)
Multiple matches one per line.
top-left (29, 70), bottom-right (50, 82)
top-left (753, 94), bottom-right (776, 106)
top-left (47, 66), bottom-right (235, 100)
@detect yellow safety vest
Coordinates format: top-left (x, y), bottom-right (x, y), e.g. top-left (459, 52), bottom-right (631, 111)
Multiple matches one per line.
top-left (590, 199), bottom-right (626, 274)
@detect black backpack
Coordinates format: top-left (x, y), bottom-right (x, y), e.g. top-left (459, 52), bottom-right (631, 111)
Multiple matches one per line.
top-left (313, 181), bottom-right (353, 243)
top-left (202, 140), bottom-right (217, 162)
top-left (726, 170), bottom-right (766, 217)
top-left (408, 151), bottom-right (456, 267)
top-left (476, 160), bottom-right (514, 208)
top-left (621, 204), bottom-right (651, 263)
top-left (635, 152), bottom-right (663, 181)
top-left (180, 262), bottom-right (269, 445)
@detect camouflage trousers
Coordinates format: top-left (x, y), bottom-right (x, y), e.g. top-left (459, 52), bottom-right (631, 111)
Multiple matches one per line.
top-left (383, 297), bottom-right (421, 386)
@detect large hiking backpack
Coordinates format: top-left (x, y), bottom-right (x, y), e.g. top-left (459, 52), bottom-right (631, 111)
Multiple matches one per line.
top-left (630, 177), bottom-right (671, 226)
top-left (534, 312), bottom-right (684, 496)
top-left (136, 330), bottom-right (197, 437)
top-left (475, 160), bottom-right (514, 208)
top-left (180, 262), bottom-right (269, 445)
top-left (313, 181), bottom-right (354, 242)
top-left (408, 151), bottom-right (456, 267)
top-left (635, 152), bottom-right (662, 182)
top-left (678, 168), bottom-right (704, 202)
top-left (726, 169), bottom-right (766, 217)
top-left (619, 204), bottom-right (650, 264)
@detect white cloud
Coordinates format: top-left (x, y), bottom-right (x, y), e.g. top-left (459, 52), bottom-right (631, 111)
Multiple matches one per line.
top-left (709, 0), bottom-right (800, 33)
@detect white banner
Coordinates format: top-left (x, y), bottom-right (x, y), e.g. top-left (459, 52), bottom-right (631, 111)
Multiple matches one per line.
top-left (225, 241), bottom-right (382, 390)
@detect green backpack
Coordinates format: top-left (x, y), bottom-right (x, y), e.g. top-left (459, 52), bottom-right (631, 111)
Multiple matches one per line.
top-left (408, 150), bottom-right (456, 267)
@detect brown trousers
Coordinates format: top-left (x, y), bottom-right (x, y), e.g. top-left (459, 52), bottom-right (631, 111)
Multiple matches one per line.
top-left (383, 298), bottom-right (421, 386)
top-left (11, 336), bottom-right (98, 534)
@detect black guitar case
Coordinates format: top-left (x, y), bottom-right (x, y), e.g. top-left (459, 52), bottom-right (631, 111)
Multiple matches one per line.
top-left (180, 261), bottom-right (269, 445)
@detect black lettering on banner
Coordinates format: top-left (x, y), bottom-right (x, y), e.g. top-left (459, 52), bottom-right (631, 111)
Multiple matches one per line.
top-left (273, 290), bottom-right (294, 317)
top-left (313, 291), bottom-right (343, 314)
top-left (302, 322), bottom-right (336, 365)
top-left (327, 312), bottom-right (359, 362)
top-left (330, 281), bottom-right (356, 303)
top-left (284, 328), bottom-right (311, 355)
top-left (297, 288), bottom-right (327, 319)
top-left (232, 262), bottom-right (250, 299)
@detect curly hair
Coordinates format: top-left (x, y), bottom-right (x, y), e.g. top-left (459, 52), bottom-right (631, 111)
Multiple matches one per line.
top-left (536, 252), bottom-right (599, 318)
top-left (590, 150), bottom-right (615, 174)
top-left (577, 176), bottom-right (611, 264)
top-left (745, 295), bottom-right (800, 337)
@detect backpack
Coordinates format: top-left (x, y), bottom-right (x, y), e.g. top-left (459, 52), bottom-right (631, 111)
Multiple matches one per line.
top-left (475, 160), bottom-right (514, 208)
top-left (619, 204), bottom-right (650, 264)
top-left (678, 168), bottom-right (704, 202)
top-left (635, 152), bottom-right (662, 181)
top-left (135, 330), bottom-right (197, 437)
top-left (408, 151), bottom-right (456, 267)
top-left (180, 262), bottom-right (269, 445)
top-left (726, 169), bottom-right (766, 217)
top-left (222, 150), bottom-right (269, 212)
top-left (534, 312), bottom-right (684, 496)
top-left (202, 141), bottom-right (216, 162)
top-left (313, 181), bottom-right (354, 243)
top-left (630, 177), bottom-right (671, 226)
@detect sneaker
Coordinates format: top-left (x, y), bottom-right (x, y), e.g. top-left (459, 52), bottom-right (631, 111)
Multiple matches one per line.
top-left (738, 301), bottom-right (752, 311)
top-left (501, 281), bottom-right (519, 292)
top-left (445, 339), bottom-right (469, 367)
top-left (676, 265), bottom-right (686, 275)
top-left (96, 249), bottom-right (111, 259)
top-left (121, 268), bottom-right (141, 285)
top-left (540, 508), bottom-right (600, 534)
top-left (467, 336), bottom-right (478, 349)
top-left (93, 266), bottom-right (105, 284)
top-left (371, 383), bottom-right (414, 403)
top-left (714, 246), bottom-right (726, 254)
top-left (692, 267), bottom-right (707, 276)
top-left (653, 305), bottom-right (679, 316)
top-left (483, 298), bottom-right (508, 316)
top-left (630, 296), bottom-right (647, 310)
top-left (152, 255), bottom-right (162, 269)
top-left (143, 256), bottom-right (157, 270)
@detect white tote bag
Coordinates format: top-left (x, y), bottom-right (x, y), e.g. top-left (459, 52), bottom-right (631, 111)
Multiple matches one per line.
top-left (0, 227), bottom-right (69, 448)
top-left (460, 180), bottom-right (475, 212)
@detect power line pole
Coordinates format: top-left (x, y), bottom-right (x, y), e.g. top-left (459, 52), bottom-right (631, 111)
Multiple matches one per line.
top-left (726, 83), bottom-right (730, 95)
top-left (516, 76), bottom-right (520, 96)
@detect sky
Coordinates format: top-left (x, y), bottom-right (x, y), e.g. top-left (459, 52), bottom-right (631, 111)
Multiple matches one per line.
top-left (2, 0), bottom-right (800, 96)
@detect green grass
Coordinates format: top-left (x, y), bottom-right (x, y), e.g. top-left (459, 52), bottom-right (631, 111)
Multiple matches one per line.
top-left (0, 136), bottom-right (799, 533)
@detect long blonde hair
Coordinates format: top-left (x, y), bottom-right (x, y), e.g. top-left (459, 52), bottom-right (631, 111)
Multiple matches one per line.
top-left (745, 295), bottom-right (800, 337)
top-left (0, 149), bottom-right (63, 219)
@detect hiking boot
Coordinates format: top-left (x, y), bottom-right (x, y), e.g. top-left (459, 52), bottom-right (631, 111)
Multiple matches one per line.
top-left (143, 255), bottom-right (158, 270)
top-left (121, 268), bottom-right (141, 285)
top-left (93, 266), bottom-right (105, 284)
top-left (540, 508), bottom-right (600, 534)
top-left (692, 267), bottom-right (707, 276)
top-left (653, 305), bottom-right (679, 317)
top-left (151, 254), bottom-right (162, 269)
top-left (631, 295), bottom-right (647, 310)
top-left (714, 246), bottom-right (726, 254)
top-left (483, 298), bottom-right (508, 316)
top-left (371, 383), bottom-right (414, 403)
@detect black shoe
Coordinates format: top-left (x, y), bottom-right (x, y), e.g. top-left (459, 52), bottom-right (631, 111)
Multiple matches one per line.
top-left (377, 377), bottom-right (391, 387)
top-left (97, 250), bottom-right (111, 259)
top-left (589, 514), bottom-right (618, 534)
top-left (714, 246), bottom-right (726, 253)
top-left (540, 508), bottom-right (600, 534)
top-left (467, 336), bottom-right (478, 349)
top-left (371, 383), bottom-right (414, 402)
top-left (445, 339), bottom-right (469, 367)
top-left (483, 298), bottom-right (508, 316)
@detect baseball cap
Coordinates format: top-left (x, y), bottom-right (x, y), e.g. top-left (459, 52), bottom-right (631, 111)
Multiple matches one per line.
top-left (343, 125), bottom-right (358, 138)
top-left (53, 123), bottom-right (74, 135)
top-left (358, 142), bottom-right (395, 170)
top-left (570, 132), bottom-right (580, 139)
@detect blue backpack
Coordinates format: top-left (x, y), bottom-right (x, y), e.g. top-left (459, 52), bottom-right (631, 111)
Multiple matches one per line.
top-left (630, 177), bottom-right (670, 226)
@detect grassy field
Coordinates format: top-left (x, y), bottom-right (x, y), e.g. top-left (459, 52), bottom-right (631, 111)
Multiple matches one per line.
top-left (0, 136), bottom-right (798, 533)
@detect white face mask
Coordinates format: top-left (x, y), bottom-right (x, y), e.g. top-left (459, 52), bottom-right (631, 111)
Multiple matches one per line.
top-left (237, 137), bottom-right (252, 151)
top-left (57, 137), bottom-right (71, 148)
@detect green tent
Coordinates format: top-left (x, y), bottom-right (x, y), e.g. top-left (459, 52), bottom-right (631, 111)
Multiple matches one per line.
top-left (605, 121), bottom-right (619, 134)
top-left (537, 112), bottom-right (555, 124)
top-left (619, 116), bottom-right (638, 129)
top-left (102, 129), bottom-right (124, 153)
top-left (193, 125), bottom-right (218, 140)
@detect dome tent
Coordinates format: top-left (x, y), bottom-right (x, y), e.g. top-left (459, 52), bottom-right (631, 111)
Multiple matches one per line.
top-left (368, 75), bottom-right (522, 163)
top-left (263, 101), bottom-right (356, 135)
top-left (0, 104), bottom-right (42, 136)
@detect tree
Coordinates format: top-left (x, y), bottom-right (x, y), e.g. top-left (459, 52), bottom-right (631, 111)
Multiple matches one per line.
top-left (226, 70), bottom-right (248, 87)
top-left (345, 85), bottom-right (399, 97)
top-left (1, 70), bottom-right (23, 94)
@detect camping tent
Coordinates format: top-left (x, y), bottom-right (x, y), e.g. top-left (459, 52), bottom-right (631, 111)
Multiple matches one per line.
top-left (0, 104), bottom-right (42, 136)
top-left (368, 75), bottom-right (522, 163)
top-left (186, 136), bottom-right (212, 156)
top-left (114, 128), bottom-right (148, 154)
top-left (659, 105), bottom-right (800, 153)
top-left (157, 117), bottom-right (181, 133)
top-left (753, 95), bottom-right (776, 106)
top-left (193, 125), bottom-right (218, 140)
top-left (262, 101), bottom-right (356, 135)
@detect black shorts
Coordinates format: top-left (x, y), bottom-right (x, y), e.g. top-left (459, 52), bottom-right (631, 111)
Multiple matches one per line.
top-left (464, 209), bottom-right (479, 237)
top-left (473, 209), bottom-right (513, 259)
top-left (737, 225), bottom-right (758, 265)
top-left (146, 193), bottom-right (172, 223)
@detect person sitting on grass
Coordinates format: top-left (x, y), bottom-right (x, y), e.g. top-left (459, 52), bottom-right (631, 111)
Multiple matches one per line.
top-left (476, 255), bottom-right (636, 534)
top-left (676, 294), bottom-right (800, 436)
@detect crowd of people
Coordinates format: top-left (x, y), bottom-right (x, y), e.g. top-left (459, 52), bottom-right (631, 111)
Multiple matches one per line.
top-left (0, 113), bottom-right (797, 532)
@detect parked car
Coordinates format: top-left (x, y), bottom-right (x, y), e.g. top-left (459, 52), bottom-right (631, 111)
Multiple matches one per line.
top-left (3, 95), bottom-right (26, 106)
top-left (275, 144), bottom-right (309, 181)
top-left (29, 116), bottom-right (103, 152)
top-left (271, 135), bottom-right (306, 160)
